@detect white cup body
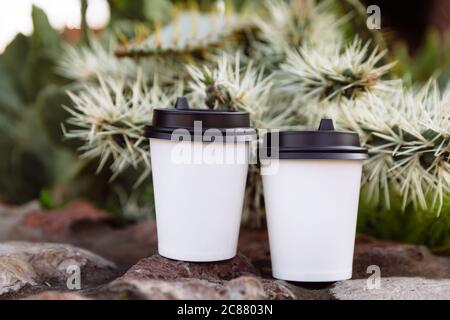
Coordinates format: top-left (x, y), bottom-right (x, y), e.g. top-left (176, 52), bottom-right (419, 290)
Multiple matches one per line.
top-left (150, 138), bottom-right (249, 262)
top-left (262, 159), bottom-right (363, 282)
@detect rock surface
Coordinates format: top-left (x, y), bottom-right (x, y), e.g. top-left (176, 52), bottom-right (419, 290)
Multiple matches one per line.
top-left (98, 277), bottom-right (269, 300)
top-left (121, 253), bottom-right (258, 281)
top-left (0, 242), bottom-right (117, 299)
top-left (98, 254), bottom-right (298, 300)
top-left (1, 201), bottom-right (450, 300)
top-left (331, 277), bottom-right (450, 300)
top-left (238, 230), bottom-right (450, 281)
top-left (352, 236), bottom-right (450, 279)
top-left (1, 200), bottom-right (156, 271)
top-left (22, 291), bottom-right (90, 300)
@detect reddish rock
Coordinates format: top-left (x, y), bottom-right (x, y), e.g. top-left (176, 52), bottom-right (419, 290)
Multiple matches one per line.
top-left (352, 236), bottom-right (450, 279)
top-left (2, 201), bottom-right (157, 271)
top-left (238, 228), bottom-right (271, 277)
top-left (22, 291), bottom-right (90, 300)
top-left (239, 229), bottom-right (450, 280)
top-left (20, 200), bottom-right (111, 235)
top-left (110, 254), bottom-right (299, 300)
top-left (121, 253), bottom-right (259, 282)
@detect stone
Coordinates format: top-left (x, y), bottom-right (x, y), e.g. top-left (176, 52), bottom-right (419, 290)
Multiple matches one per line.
top-left (121, 253), bottom-right (258, 282)
top-left (100, 276), bottom-right (268, 300)
top-left (2, 201), bottom-right (450, 300)
top-left (19, 200), bottom-right (111, 235)
top-left (331, 277), bottom-right (450, 300)
top-left (238, 228), bottom-right (272, 277)
top-left (0, 242), bottom-right (117, 299)
top-left (22, 291), bottom-right (90, 300)
top-left (94, 254), bottom-right (298, 300)
top-left (238, 229), bottom-right (450, 281)
top-left (352, 236), bottom-right (450, 279)
top-left (0, 201), bottom-right (40, 241)
top-left (1, 200), bottom-right (157, 271)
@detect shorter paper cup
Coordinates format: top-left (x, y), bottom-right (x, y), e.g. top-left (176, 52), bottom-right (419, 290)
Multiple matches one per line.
top-left (261, 119), bottom-right (368, 281)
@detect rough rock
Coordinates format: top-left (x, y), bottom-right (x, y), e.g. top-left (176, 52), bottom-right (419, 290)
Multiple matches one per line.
top-left (238, 228), bottom-right (272, 277)
top-left (22, 291), bottom-right (90, 300)
top-left (97, 276), bottom-right (268, 300)
top-left (238, 229), bottom-right (450, 280)
top-left (96, 254), bottom-right (298, 300)
top-left (121, 253), bottom-right (258, 282)
top-left (1, 200), bottom-right (156, 271)
top-left (0, 242), bottom-right (117, 299)
top-left (2, 201), bottom-right (450, 300)
top-left (331, 277), bottom-right (450, 300)
top-left (352, 236), bottom-right (450, 279)
top-left (19, 200), bottom-right (111, 235)
top-left (0, 201), bottom-right (40, 241)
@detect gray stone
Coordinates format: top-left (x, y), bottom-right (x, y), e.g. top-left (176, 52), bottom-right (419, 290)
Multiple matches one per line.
top-left (94, 254), bottom-right (298, 300)
top-left (22, 291), bottom-right (90, 300)
top-left (331, 277), bottom-right (450, 300)
top-left (0, 200), bottom-right (156, 272)
top-left (100, 276), bottom-right (268, 300)
top-left (0, 242), bottom-right (117, 298)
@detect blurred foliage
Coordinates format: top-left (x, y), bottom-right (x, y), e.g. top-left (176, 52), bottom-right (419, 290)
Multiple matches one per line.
top-left (107, 0), bottom-right (261, 23)
top-left (0, 6), bottom-right (65, 203)
top-left (0, 5), bottom-right (152, 220)
top-left (358, 189), bottom-right (450, 254)
top-left (391, 29), bottom-right (450, 87)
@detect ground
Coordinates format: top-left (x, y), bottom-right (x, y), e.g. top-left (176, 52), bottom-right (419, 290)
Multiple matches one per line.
top-left (0, 200), bottom-right (449, 300)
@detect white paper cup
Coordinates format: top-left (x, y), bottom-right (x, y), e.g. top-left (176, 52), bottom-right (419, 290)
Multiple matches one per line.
top-left (146, 97), bottom-right (255, 262)
top-left (150, 138), bottom-right (250, 262)
top-left (263, 159), bottom-right (364, 281)
top-left (261, 119), bottom-right (367, 282)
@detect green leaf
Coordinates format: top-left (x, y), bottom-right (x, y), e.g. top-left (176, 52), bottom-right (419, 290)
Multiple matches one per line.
top-left (22, 6), bottom-right (64, 100)
top-left (39, 189), bottom-right (54, 209)
top-left (35, 85), bottom-right (79, 150)
top-left (29, 5), bottom-right (61, 56)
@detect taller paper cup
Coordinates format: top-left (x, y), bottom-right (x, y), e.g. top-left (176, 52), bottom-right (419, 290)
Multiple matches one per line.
top-left (261, 119), bottom-right (368, 282)
top-left (145, 97), bottom-right (256, 262)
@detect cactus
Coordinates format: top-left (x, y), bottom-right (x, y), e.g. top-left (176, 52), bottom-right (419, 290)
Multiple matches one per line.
top-left (63, 73), bottom-right (176, 185)
top-left (340, 82), bottom-right (450, 214)
top-left (279, 39), bottom-right (399, 104)
top-left (252, 0), bottom-right (344, 68)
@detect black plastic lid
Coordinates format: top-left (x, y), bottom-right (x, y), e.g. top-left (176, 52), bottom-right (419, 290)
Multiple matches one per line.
top-left (144, 97), bottom-right (256, 141)
top-left (261, 119), bottom-right (368, 160)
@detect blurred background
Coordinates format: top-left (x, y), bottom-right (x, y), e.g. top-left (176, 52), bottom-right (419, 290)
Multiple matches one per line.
top-left (0, 0), bottom-right (449, 251)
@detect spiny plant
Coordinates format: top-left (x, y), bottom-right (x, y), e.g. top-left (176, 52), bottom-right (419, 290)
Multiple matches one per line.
top-left (113, 6), bottom-right (256, 87)
top-left (57, 36), bottom-right (184, 88)
top-left (187, 54), bottom-right (282, 126)
top-left (62, 73), bottom-right (175, 185)
top-left (115, 10), bottom-right (249, 57)
top-left (57, 39), bottom-right (138, 83)
top-left (341, 82), bottom-right (450, 214)
top-left (187, 53), bottom-right (298, 225)
top-left (252, 0), bottom-right (344, 67)
top-left (279, 39), bottom-right (399, 104)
